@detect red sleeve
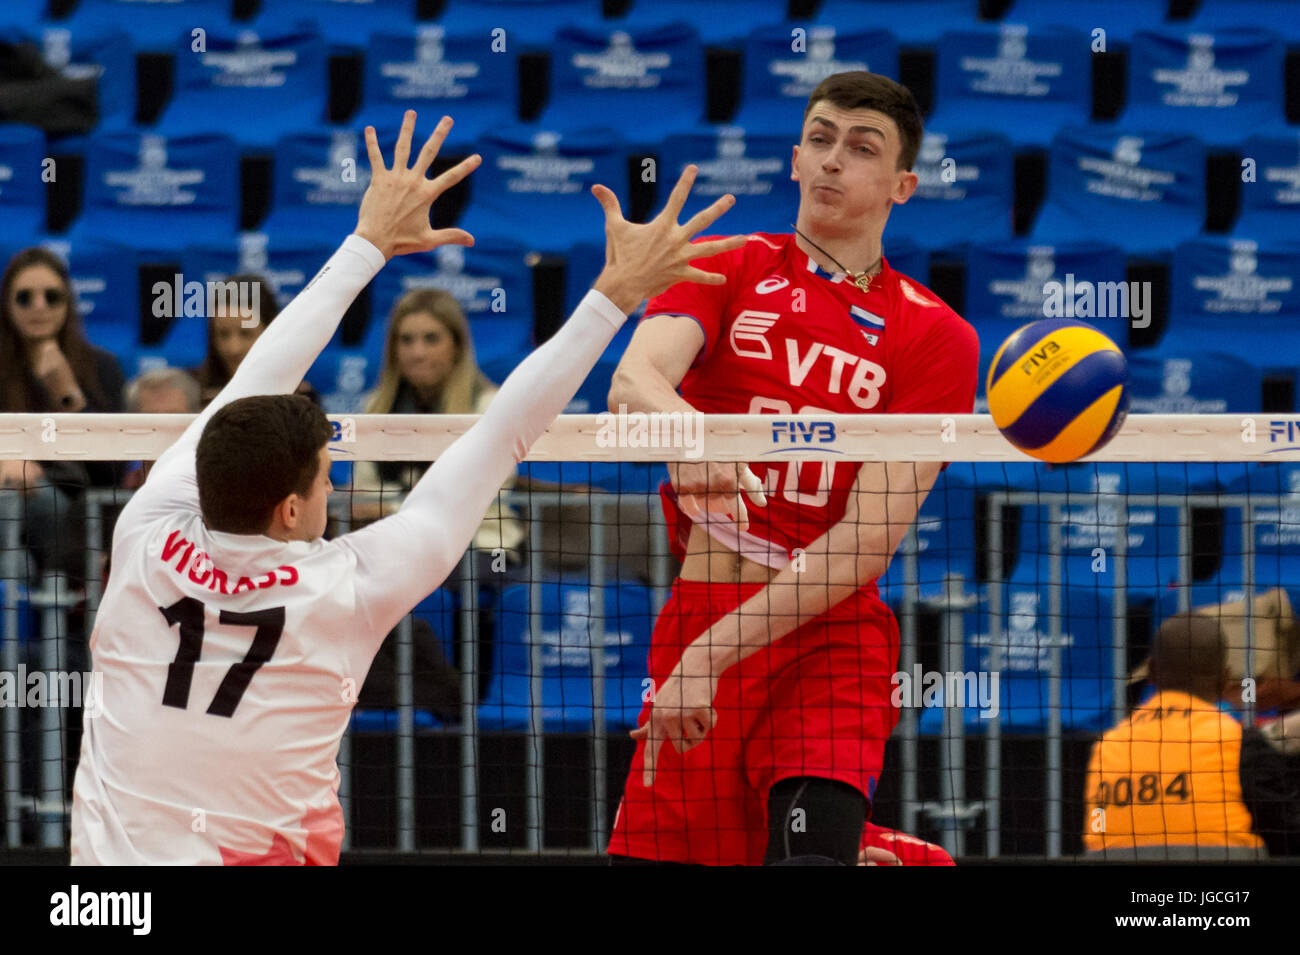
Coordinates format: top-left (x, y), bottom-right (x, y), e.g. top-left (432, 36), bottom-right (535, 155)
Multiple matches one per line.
top-left (641, 235), bottom-right (740, 367)
top-left (888, 313), bottom-right (981, 415)
top-left (860, 822), bottom-right (957, 866)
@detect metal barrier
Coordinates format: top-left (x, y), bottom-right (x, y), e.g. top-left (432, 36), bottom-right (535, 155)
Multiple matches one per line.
top-left (0, 486), bottom-right (1271, 856)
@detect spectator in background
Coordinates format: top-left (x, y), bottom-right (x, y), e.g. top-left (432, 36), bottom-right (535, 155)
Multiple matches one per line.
top-left (0, 247), bottom-right (125, 579)
top-left (1085, 613), bottom-right (1300, 860)
top-left (122, 367), bottom-right (202, 488)
top-left (350, 288), bottom-right (524, 565)
top-left (191, 273), bottom-right (319, 408)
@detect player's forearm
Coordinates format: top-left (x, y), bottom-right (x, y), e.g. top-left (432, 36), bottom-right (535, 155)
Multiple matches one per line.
top-left (689, 521), bottom-right (891, 674)
top-left (608, 360), bottom-right (698, 417)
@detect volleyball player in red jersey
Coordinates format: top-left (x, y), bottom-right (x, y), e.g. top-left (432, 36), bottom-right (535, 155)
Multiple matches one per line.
top-left (606, 72), bottom-right (980, 865)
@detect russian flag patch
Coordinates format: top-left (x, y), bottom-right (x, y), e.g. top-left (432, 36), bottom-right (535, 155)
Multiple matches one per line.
top-left (850, 304), bottom-right (885, 328)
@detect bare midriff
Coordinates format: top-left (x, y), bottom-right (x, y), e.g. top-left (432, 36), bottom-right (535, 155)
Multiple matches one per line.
top-left (678, 524), bottom-right (782, 585)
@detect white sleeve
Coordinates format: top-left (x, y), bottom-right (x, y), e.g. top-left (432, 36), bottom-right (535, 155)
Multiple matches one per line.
top-left (113, 236), bottom-right (385, 548)
top-left (342, 289), bottom-right (628, 642)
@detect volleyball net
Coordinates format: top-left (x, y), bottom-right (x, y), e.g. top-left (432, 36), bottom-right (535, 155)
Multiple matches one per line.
top-left (1, 411), bottom-right (1298, 861)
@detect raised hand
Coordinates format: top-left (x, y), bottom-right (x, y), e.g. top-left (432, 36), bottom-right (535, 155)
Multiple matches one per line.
top-left (353, 111), bottom-right (482, 260)
top-left (590, 165), bottom-right (747, 314)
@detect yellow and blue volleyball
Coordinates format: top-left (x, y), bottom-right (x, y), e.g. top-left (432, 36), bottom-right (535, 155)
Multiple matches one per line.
top-left (987, 319), bottom-right (1129, 464)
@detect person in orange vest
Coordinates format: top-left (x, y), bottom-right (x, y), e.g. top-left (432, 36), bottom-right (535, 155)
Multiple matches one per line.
top-left (1084, 612), bottom-right (1300, 860)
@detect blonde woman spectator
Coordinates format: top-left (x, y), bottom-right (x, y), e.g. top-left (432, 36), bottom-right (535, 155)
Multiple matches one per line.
top-left (351, 288), bottom-right (524, 563)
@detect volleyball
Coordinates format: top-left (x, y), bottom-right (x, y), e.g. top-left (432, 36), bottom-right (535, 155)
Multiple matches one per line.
top-left (986, 319), bottom-right (1129, 464)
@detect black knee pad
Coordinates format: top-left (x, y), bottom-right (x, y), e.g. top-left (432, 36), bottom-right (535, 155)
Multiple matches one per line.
top-left (763, 776), bottom-right (868, 867)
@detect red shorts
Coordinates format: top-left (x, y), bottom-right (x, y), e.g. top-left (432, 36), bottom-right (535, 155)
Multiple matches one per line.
top-left (607, 578), bottom-right (900, 866)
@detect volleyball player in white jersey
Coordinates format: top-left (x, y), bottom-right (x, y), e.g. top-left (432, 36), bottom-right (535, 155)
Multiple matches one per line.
top-left (70, 111), bottom-right (744, 865)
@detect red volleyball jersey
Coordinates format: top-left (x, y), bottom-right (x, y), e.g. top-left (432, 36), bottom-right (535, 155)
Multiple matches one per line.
top-left (645, 232), bottom-right (979, 583)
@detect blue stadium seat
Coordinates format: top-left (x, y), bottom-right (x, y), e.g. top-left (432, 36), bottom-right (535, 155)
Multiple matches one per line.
top-left (1191, 0), bottom-right (1300, 43)
top-left (68, 0), bottom-right (234, 53)
top-left (0, 580), bottom-right (34, 646)
top-left (349, 708), bottom-right (441, 731)
top-left (927, 25), bottom-right (1092, 149)
top-left (540, 23), bottom-right (706, 147)
top-left (1152, 237), bottom-right (1300, 372)
top-left (153, 27), bottom-right (329, 149)
top-left (307, 347), bottom-right (381, 414)
top-left (1031, 127), bottom-right (1206, 257)
top-left (883, 236), bottom-right (928, 282)
top-left (70, 131), bottom-right (240, 253)
top-left (0, 124), bottom-right (45, 241)
top-left (0, 0), bottom-right (47, 30)
top-left (1235, 134), bottom-right (1300, 241)
top-left (41, 237), bottom-right (141, 372)
top-left (812, 0), bottom-right (981, 46)
top-left (617, 0), bottom-right (787, 48)
top-left (731, 24), bottom-right (899, 136)
top-left (1000, 0), bottom-right (1170, 46)
top-left (1193, 463), bottom-right (1300, 624)
top-left (252, 0), bottom-right (416, 51)
top-left (437, 0), bottom-right (603, 49)
top-left (478, 580), bottom-right (653, 732)
top-left (656, 127), bottom-right (799, 237)
top-left (20, 25), bottom-right (137, 132)
top-left (260, 129), bottom-right (371, 243)
top-left (1128, 352), bottom-right (1262, 414)
top-left (918, 582), bottom-right (1115, 733)
top-left (884, 128), bottom-right (1014, 253)
top-left (965, 238), bottom-right (1128, 328)
top-left (412, 587), bottom-right (458, 667)
top-left (367, 238), bottom-right (535, 367)
top-left (877, 464), bottom-right (978, 607)
top-left (1119, 28), bottom-right (1288, 150)
top-left (360, 28), bottom-right (518, 151)
top-left (455, 125), bottom-right (628, 252)
top-left (1009, 464), bottom-right (1183, 601)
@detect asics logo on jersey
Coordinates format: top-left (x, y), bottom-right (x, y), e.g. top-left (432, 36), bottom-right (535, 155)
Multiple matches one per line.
top-left (729, 309), bottom-right (780, 359)
top-left (755, 277), bottom-right (790, 295)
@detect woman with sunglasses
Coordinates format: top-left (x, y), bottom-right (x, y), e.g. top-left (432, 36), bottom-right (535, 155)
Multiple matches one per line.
top-left (0, 247), bottom-right (125, 578)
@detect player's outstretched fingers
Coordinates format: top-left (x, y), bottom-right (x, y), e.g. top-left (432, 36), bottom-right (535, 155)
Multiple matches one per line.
top-left (428, 153), bottom-right (482, 198)
top-left (363, 126), bottom-right (386, 174)
top-left (428, 227), bottom-right (475, 248)
top-left (590, 183), bottom-right (625, 228)
top-left (413, 115), bottom-right (454, 177)
top-left (680, 193), bottom-right (737, 237)
top-left (660, 163), bottom-right (699, 221)
top-left (392, 109), bottom-right (417, 171)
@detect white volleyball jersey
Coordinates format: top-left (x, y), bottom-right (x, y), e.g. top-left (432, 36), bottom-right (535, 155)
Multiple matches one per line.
top-left (70, 236), bottom-right (629, 865)
top-left (72, 515), bottom-right (364, 865)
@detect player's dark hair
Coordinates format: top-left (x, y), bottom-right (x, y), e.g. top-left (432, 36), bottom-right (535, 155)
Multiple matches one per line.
top-left (1149, 613), bottom-right (1226, 702)
top-left (196, 394), bottom-right (333, 534)
top-left (802, 71), bottom-right (924, 172)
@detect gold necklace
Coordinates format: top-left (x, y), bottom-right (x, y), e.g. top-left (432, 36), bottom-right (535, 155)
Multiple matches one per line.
top-left (791, 224), bottom-right (882, 293)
